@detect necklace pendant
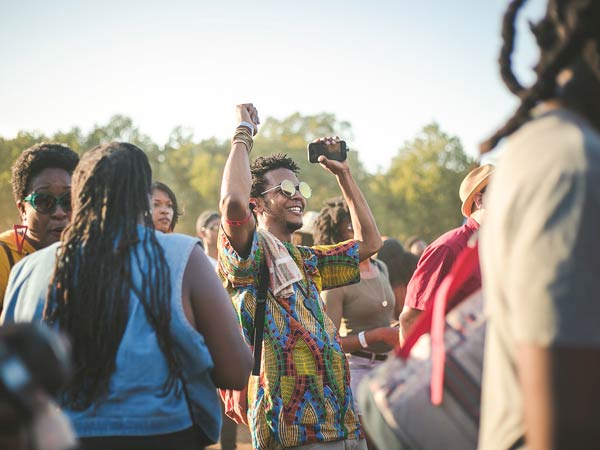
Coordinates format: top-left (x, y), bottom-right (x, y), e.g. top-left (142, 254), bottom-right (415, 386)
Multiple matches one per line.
top-left (381, 300), bottom-right (388, 308)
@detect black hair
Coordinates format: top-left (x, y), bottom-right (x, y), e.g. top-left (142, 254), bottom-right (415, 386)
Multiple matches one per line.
top-left (151, 181), bottom-right (183, 231)
top-left (481, 0), bottom-right (600, 153)
top-left (250, 153), bottom-right (299, 198)
top-left (377, 239), bottom-right (419, 288)
top-left (44, 142), bottom-right (181, 410)
top-left (11, 143), bottom-right (79, 202)
top-left (312, 197), bottom-right (351, 246)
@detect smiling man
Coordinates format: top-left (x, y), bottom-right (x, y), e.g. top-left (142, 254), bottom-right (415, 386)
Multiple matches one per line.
top-left (218, 104), bottom-right (382, 450)
top-left (0, 143), bottom-right (79, 309)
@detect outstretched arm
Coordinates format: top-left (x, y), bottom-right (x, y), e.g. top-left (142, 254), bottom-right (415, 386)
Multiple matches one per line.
top-left (219, 104), bottom-right (260, 257)
top-left (316, 137), bottom-right (382, 261)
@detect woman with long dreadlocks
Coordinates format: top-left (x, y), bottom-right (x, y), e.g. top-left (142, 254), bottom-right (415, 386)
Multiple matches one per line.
top-left (1, 142), bottom-right (253, 450)
top-left (479, 1), bottom-right (600, 449)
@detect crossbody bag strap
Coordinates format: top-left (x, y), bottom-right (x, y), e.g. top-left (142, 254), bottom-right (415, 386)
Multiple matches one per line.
top-left (252, 244), bottom-right (270, 376)
top-left (0, 241), bottom-right (15, 269)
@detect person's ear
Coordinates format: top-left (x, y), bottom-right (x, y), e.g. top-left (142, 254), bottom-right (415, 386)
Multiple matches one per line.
top-left (17, 201), bottom-right (27, 224)
top-left (249, 198), bottom-right (262, 214)
top-left (473, 192), bottom-right (484, 210)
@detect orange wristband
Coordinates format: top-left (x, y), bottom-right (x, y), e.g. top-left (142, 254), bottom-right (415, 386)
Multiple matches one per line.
top-left (223, 210), bottom-right (252, 227)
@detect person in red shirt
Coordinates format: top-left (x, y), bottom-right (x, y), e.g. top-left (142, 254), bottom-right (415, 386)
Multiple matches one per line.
top-left (398, 164), bottom-right (493, 343)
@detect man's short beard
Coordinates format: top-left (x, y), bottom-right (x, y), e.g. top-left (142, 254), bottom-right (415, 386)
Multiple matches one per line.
top-left (286, 221), bottom-right (303, 233)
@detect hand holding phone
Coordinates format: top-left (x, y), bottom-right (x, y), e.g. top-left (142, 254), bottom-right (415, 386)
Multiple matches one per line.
top-left (307, 138), bottom-right (348, 163)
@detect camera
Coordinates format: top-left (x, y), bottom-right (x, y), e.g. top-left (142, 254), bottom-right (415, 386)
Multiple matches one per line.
top-left (307, 141), bottom-right (348, 163)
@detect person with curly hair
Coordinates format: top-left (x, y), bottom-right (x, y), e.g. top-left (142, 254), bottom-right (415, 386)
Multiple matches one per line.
top-left (0, 143), bottom-right (79, 307)
top-left (313, 197), bottom-right (397, 450)
top-left (218, 104), bottom-right (381, 450)
top-left (479, 1), bottom-right (600, 448)
top-left (151, 181), bottom-right (182, 233)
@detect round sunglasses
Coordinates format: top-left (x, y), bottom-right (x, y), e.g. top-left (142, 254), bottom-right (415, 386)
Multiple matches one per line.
top-left (23, 192), bottom-right (72, 215)
top-left (261, 179), bottom-right (312, 199)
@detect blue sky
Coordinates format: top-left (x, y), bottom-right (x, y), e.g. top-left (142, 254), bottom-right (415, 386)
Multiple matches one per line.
top-left (0, 0), bottom-right (546, 171)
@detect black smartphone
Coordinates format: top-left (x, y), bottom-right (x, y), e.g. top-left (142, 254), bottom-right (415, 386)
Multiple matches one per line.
top-left (307, 141), bottom-right (348, 163)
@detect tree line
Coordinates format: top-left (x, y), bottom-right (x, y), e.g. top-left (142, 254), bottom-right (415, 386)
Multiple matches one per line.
top-left (0, 113), bottom-right (475, 243)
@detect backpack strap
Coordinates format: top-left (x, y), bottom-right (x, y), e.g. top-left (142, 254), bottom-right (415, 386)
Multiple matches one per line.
top-left (0, 241), bottom-right (15, 269)
top-left (251, 243), bottom-right (270, 376)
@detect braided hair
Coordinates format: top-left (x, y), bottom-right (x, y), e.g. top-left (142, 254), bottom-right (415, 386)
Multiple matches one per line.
top-left (44, 142), bottom-right (181, 410)
top-left (481, 0), bottom-right (600, 153)
top-left (313, 197), bottom-right (351, 245)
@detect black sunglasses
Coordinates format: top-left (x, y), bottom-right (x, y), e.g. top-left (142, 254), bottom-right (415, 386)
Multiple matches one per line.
top-left (23, 192), bottom-right (72, 215)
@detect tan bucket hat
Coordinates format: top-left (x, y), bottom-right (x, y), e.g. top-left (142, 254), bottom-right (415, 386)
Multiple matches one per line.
top-left (459, 164), bottom-right (494, 217)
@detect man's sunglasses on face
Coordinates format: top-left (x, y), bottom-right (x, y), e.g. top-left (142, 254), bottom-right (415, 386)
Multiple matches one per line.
top-left (261, 179), bottom-right (312, 199)
top-left (23, 192), bottom-right (72, 215)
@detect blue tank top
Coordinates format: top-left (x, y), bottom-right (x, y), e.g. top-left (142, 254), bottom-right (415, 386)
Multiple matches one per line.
top-left (2, 225), bottom-right (221, 441)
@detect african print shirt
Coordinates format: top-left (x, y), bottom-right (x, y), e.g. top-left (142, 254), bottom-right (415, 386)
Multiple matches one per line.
top-left (218, 229), bottom-right (363, 449)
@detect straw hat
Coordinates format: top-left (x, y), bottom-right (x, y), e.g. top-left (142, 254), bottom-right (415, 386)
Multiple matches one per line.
top-left (459, 164), bottom-right (494, 217)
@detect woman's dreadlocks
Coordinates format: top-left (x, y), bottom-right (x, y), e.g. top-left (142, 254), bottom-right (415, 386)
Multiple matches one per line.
top-left (44, 142), bottom-right (181, 410)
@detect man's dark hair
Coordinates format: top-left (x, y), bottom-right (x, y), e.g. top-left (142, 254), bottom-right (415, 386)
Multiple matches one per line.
top-left (44, 142), bottom-right (181, 410)
top-left (11, 143), bottom-right (79, 202)
top-left (313, 197), bottom-right (351, 246)
top-left (151, 181), bottom-right (182, 231)
top-left (377, 239), bottom-right (419, 288)
top-left (481, 0), bottom-right (600, 152)
top-left (250, 153), bottom-right (299, 198)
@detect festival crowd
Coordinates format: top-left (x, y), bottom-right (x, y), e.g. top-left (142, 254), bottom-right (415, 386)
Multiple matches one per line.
top-left (0, 1), bottom-right (599, 449)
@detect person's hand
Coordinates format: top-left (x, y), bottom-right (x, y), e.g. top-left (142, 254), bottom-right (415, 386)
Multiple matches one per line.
top-left (236, 103), bottom-right (260, 135)
top-left (314, 136), bottom-right (350, 176)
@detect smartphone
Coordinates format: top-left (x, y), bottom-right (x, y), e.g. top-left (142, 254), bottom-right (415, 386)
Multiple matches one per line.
top-left (307, 141), bottom-right (348, 163)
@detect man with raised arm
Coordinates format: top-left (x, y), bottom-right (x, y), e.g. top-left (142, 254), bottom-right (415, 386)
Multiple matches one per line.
top-left (218, 104), bottom-right (381, 450)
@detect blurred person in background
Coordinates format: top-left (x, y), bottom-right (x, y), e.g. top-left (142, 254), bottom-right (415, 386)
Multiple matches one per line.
top-left (151, 181), bottom-right (181, 233)
top-left (479, 1), bottom-right (600, 449)
top-left (2, 142), bottom-right (252, 450)
top-left (0, 144), bottom-right (79, 310)
top-left (403, 236), bottom-right (427, 258)
top-left (399, 165), bottom-right (493, 343)
top-left (376, 239), bottom-right (418, 320)
top-left (314, 197), bottom-right (396, 450)
top-left (195, 210), bottom-right (220, 268)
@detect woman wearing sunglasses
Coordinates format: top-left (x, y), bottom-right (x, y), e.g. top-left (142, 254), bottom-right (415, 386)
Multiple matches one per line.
top-left (151, 181), bottom-right (182, 233)
top-left (0, 143), bottom-right (79, 308)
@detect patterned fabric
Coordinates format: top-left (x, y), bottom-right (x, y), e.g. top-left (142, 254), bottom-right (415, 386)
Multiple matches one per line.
top-left (0, 228), bottom-right (35, 306)
top-left (218, 229), bottom-right (363, 449)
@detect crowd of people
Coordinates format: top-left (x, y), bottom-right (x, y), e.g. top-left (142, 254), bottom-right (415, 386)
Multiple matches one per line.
top-left (0, 1), bottom-right (599, 449)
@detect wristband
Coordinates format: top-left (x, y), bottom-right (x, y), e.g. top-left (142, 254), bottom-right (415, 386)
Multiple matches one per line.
top-left (238, 121), bottom-right (255, 136)
top-left (358, 331), bottom-right (368, 349)
top-left (223, 210), bottom-right (253, 227)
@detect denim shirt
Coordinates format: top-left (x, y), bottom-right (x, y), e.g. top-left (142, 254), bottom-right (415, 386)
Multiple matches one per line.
top-left (2, 226), bottom-right (221, 441)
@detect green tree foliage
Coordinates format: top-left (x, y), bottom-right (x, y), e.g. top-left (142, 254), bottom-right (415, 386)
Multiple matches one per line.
top-left (0, 115), bottom-right (473, 244)
top-left (370, 122), bottom-right (475, 242)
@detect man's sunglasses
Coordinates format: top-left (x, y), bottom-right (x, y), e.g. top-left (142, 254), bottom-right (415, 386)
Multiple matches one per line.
top-left (261, 179), bottom-right (312, 199)
top-left (23, 192), bottom-right (72, 215)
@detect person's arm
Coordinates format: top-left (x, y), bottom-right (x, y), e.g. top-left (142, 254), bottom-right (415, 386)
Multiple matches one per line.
top-left (322, 288), bottom-right (399, 352)
top-left (182, 244), bottom-right (253, 389)
top-left (518, 345), bottom-right (600, 450)
top-left (219, 104), bottom-right (260, 257)
top-left (399, 306), bottom-right (422, 345)
top-left (315, 137), bottom-right (382, 261)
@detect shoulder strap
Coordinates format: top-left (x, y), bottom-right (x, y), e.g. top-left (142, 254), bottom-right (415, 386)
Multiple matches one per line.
top-left (0, 241), bottom-right (15, 269)
top-left (252, 245), bottom-right (270, 376)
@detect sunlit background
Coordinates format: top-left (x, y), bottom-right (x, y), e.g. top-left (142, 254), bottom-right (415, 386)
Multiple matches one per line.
top-left (1, 0), bottom-right (546, 172)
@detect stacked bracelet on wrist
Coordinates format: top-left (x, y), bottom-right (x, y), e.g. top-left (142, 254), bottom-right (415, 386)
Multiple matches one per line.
top-left (232, 125), bottom-right (254, 154)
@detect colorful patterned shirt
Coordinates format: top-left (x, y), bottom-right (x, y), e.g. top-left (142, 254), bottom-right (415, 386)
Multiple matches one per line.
top-left (218, 229), bottom-right (363, 449)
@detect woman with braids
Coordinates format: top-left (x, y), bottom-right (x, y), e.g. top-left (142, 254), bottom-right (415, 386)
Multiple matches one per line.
top-left (151, 181), bottom-right (182, 233)
top-left (479, 1), bottom-right (600, 449)
top-left (313, 197), bottom-right (397, 450)
top-left (1, 142), bottom-right (253, 450)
